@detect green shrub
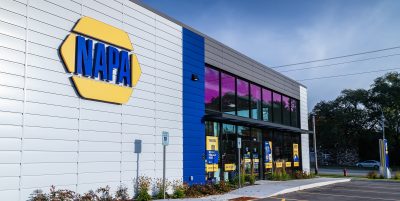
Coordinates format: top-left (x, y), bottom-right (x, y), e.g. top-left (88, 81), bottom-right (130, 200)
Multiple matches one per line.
top-left (184, 184), bottom-right (202, 198)
top-left (137, 189), bottom-right (152, 201)
top-left (248, 175), bottom-right (256, 185)
top-left (136, 176), bottom-right (152, 201)
top-left (367, 171), bottom-right (379, 179)
top-left (394, 172), bottom-right (400, 180)
top-left (272, 168), bottom-right (290, 181)
top-left (115, 185), bottom-right (130, 201)
top-left (293, 170), bottom-right (315, 179)
top-left (171, 179), bottom-right (187, 198)
top-left (155, 178), bottom-right (171, 199)
top-left (29, 189), bottom-right (48, 201)
top-left (215, 181), bottom-right (231, 193)
top-left (173, 188), bottom-right (185, 198)
top-left (232, 174), bottom-right (246, 186)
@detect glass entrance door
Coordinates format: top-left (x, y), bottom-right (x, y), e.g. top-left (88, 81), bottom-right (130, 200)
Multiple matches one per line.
top-left (238, 127), bottom-right (261, 179)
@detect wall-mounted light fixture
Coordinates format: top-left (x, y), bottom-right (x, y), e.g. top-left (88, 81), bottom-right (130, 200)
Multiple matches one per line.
top-left (191, 74), bottom-right (199, 81)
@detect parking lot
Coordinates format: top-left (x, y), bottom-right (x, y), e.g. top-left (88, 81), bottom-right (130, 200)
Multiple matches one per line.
top-left (260, 179), bottom-right (400, 201)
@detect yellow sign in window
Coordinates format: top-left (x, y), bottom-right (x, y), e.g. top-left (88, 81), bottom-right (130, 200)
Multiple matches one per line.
top-left (276, 162), bottom-right (283, 168)
top-left (285, 162), bottom-right (292, 167)
top-left (265, 162), bottom-right (273, 169)
top-left (224, 163), bottom-right (236, 171)
top-left (206, 164), bottom-right (218, 172)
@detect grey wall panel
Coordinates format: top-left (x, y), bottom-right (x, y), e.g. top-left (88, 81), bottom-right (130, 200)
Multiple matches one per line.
top-left (205, 37), bottom-right (302, 99)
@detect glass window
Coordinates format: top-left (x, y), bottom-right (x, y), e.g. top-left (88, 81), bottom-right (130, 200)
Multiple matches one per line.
top-left (205, 67), bottom-right (220, 111)
top-left (221, 124), bottom-right (237, 181)
top-left (262, 88), bottom-right (272, 122)
top-left (282, 96), bottom-right (291, 126)
top-left (237, 78), bottom-right (250, 118)
top-left (290, 98), bottom-right (299, 127)
top-left (221, 72), bottom-right (236, 115)
top-left (205, 121), bottom-right (220, 137)
top-left (250, 84), bottom-right (261, 120)
top-left (272, 92), bottom-right (282, 124)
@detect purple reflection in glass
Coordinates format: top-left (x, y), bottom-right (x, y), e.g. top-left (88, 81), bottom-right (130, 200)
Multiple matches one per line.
top-left (273, 92), bottom-right (281, 103)
top-left (205, 67), bottom-right (220, 104)
top-left (250, 84), bottom-right (261, 100)
top-left (237, 79), bottom-right (249, 97)
top-left (250, 84), bottom-right (261, 119)
top-left (282, 96), bottom-right (290, 110)
top-left (237, 78), bottom-right (249, 117)
top-left (262, 88), bottom-right (272, 121)
top-left (221, 72), bottom-right (235, 114)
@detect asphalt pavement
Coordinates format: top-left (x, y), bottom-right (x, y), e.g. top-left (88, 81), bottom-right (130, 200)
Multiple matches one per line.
top-left (260, 179), bottom-right (400, 201)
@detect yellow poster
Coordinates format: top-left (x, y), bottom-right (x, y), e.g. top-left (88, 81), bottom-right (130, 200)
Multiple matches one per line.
top-left (265, 162), bottom-right (273, 169)
top-left (285, 162), bottom-right (292, 167)
top-left (206, 136), bottom-right (218, 151)
top-left (224, 163), bottom-right (236, 171)
top-left (276, 162), bottom-right (283, 168)
top-left (293, 143), bottom-right (300, 167)
top-left (206, 164), bottom-right (218, 172)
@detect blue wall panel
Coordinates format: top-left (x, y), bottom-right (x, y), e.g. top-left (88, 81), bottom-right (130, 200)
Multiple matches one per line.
top-left (182, 28), bottom-right (205, 185)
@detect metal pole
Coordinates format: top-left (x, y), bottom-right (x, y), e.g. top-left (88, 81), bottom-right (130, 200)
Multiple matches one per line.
top-left (163, 145), bottom-right (166, 199)
top-left (238, 147), bottom-right (241, 188)
top-left (313, 115), bottom-right (318, 175)
top-left (382, 111), bottom-right (385, 140)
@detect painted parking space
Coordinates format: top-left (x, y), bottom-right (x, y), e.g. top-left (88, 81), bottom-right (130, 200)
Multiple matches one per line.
top-left (260, 180), bottom-right (400, 201)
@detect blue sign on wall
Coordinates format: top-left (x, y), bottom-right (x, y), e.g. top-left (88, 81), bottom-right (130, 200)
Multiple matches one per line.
top-left (206, 150), bottom-right (219, 164)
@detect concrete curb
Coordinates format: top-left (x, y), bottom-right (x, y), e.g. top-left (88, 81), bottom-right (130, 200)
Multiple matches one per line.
top-left (269, 178), bottom-right (351, 197)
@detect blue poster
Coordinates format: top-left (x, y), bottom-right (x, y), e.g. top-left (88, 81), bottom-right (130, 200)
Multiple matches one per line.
top-left (206, 150), bottom-right (219, 164)
top-left (264, 141), bottom-right (272, 163)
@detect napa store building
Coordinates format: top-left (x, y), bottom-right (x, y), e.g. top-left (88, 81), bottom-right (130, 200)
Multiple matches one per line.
top-left (0, 0), bottom-right (311, 199)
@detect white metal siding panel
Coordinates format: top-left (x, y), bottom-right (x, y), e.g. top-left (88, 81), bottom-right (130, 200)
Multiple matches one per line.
top-left (0, 0), bottom-right (185, 199)
top-left (299, 86), bottom-right (310, 173)
top-left (300, 86), bottom-right (308, 130)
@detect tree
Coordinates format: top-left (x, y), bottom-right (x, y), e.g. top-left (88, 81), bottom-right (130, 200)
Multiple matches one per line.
top-left (311, 72), bottom-right (400, 166)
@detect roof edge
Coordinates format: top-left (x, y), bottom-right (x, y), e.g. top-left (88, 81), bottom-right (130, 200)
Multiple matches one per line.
top-left (130, 0), bottom-right (307, 88)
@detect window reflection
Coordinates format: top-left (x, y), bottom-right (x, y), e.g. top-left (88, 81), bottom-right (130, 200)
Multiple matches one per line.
top-left (205, 67), bottom-right (220, 111)
top-left (272, 92), bottom-right (282, 124)
top-left (282, 96), bottom-right (290, 126)
top-left (250, 84), bottom-right (261, 120)
top-left (290, 99), bottom-right (299, 127)
top-left (221, 72), bottom-right (236, 115)
top-left (204, 65), bottom-right (300, 128)
top-left (262, 88), bottom-right (272, 122)
top-left (237, 78), bottom-right (250, 118)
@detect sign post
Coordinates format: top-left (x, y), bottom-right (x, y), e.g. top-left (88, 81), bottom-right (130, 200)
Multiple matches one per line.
top-left (379, 139), bottom-right (391, 179)
top-left (237, 137), bottom-right (242, 188)
top-left (162, 131), bottom-right (169, 199)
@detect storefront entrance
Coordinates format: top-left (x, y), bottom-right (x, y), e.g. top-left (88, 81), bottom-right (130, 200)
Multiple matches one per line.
top-left (205, 121), bottom-right (302, 182)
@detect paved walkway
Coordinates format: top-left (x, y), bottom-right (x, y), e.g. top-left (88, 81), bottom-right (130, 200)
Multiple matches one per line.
top-left (179, 177), bottom-right (351, 201)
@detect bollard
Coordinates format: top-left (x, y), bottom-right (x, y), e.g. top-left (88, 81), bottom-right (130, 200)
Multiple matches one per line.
top-left (343, 168), bottom-right (347, 177)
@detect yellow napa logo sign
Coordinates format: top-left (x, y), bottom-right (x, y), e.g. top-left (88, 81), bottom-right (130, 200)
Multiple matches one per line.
top-left (60, 17), bottom-right (141, 104)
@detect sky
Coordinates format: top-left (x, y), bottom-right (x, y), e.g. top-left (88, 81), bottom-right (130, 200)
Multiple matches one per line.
top-left (141, 0), bottom-right (400, 111)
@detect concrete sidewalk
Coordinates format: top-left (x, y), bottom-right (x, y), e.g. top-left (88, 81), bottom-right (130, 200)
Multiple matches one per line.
top-left (179, 177), bottom-right (351, 201)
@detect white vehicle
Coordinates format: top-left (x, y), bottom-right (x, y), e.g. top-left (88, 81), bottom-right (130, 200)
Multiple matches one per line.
top-left (356, 160), bottom-right (380, 169)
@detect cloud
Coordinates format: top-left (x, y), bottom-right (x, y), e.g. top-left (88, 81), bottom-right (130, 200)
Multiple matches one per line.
top-left (143, 0), bottom-right (400, 111)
